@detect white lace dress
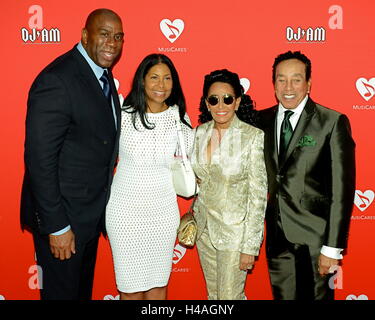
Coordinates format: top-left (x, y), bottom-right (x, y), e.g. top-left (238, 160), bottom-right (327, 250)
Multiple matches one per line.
top-left (106, 105), bottom-right (194, 293)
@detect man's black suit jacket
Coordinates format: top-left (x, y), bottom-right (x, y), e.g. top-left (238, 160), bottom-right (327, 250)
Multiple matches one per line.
top-left (258, 98), bottom-right (355, 256)
top-left (21, 45), bottom-right (121, 243)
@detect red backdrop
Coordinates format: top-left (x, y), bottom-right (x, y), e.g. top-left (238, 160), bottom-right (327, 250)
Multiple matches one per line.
top-left (1, 0), bottom-right (374, 300)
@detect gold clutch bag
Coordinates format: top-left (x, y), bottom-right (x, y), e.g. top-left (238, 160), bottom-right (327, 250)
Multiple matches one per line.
top-left (177, 196), bottom-right (197, 247)
top-left (178, 211), bottom-right (197, 247)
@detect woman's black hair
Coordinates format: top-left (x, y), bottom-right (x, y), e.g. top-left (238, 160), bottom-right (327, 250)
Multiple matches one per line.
top-left (198, 69), bottom-right (257, 126)
top-left (123, 53), bottom-right (191, 129)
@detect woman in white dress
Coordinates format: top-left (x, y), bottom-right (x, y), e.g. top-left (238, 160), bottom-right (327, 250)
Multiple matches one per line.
top-left (106, 54), bottom-right (194, 300)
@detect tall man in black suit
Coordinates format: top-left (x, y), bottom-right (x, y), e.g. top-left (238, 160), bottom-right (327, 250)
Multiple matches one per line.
top-left (21, 9), bottom-right (124, 300)
top-left (259, 51), bottom-right (355, 300)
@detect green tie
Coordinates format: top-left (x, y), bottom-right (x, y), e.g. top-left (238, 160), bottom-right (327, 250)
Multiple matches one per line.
top-left (279, 110), bottom-right (294, 162)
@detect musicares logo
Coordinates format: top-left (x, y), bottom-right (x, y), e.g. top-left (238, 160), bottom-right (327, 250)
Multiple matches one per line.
top-left (160, 19), bottom-right (184, 43)
top-left (356, 78), bottom-right (375, 101)
top-left (113, 78), bottom-right (124, 106)
top-left (173, 244), bottom-right (187, 264)
top-left (354, 190), bottom-right (374, 212)
top-left (346, 294), bottom-right (369, 300)
top-left (240, 78), bottom-right (250, 94)
top-left (103, 294), bottom-right (120, 300)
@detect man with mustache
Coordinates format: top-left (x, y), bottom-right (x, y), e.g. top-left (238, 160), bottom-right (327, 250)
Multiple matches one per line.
top-left (21, 8), bottom-right (124, 300)
top-left (259, 51), bottom-right (355, 300)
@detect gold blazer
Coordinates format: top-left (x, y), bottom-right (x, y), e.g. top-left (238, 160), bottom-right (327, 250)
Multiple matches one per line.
top-left (191, 115), bottom-right (268, 255)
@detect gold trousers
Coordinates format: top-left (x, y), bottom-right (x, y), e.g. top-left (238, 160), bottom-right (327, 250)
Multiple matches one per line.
top-left (196, 227), bottom-right (247, 300)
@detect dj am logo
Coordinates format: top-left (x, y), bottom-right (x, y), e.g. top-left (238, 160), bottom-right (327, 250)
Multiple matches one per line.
top-left (28, 253), bottom-right (43, 290)
top-left (285, 5), bottom-right (343, 43)
top-left (328, 266), bottom-right (343, 290)
top-left (286, 27), bottom-right (326, 42)
top-left (28, 264), bottom-right (43, 289)
top-left (356, 78), bottom-right (375, 102)
top-left (21, 5), bottom-right (61, 44)
top-left (22, 28), bottom-right (61, 43)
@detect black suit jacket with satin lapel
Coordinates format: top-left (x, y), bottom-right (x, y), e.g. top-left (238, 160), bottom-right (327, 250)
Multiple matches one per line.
top-left (21, 45), bottom-right (121, 242)
top-left (259, 98), bottom-right (355, 255)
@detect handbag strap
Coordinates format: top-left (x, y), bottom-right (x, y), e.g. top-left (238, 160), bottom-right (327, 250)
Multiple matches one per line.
top-left (189, 173), bottom-right (198, 212)
top-left (174, 107), bottom-right (198, 200)
top-left (174, 108), bottom-right (189, 167)
top-left (189, 193), bottom-right (198, 212)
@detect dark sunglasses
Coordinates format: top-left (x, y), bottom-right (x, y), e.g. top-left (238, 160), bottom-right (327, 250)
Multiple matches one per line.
top-left (206, 94), bottom-right (235, 106)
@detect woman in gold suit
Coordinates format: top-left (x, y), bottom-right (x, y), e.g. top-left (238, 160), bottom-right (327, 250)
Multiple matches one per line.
top-left (191, 69), bottom-right (267, 300)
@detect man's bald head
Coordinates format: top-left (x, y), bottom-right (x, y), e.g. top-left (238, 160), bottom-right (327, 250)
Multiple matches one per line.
top-left (85, 9), bottom-right (122, 30)
top-left (81, 8), bottom-right (124, 68)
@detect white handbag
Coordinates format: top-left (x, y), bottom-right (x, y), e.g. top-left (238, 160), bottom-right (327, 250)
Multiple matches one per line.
top-left (171, 109), bottom-right (198, 198)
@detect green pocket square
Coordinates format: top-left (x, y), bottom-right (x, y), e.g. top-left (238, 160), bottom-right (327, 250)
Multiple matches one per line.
top-left (297, 135), bottom-right (317, 147)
